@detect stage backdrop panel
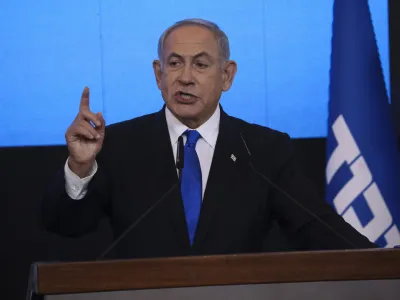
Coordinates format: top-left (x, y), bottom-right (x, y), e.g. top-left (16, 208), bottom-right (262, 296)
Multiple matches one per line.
top-left (0, 0), bottom-right (390, 146)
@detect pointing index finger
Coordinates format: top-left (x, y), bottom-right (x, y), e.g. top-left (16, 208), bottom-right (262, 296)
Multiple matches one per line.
top-left (80, 86), bottom-right (90, 111)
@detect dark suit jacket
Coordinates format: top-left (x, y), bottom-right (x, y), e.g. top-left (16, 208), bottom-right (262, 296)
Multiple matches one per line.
top-left (42, 106), bottom-right (376, 259)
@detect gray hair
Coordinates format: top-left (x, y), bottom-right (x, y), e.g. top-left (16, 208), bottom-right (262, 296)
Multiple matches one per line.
top-left (157, 18), bottom-right (230, 63)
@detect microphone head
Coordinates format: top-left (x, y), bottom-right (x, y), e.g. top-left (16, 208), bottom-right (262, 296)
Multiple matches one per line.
top-left (176, 135), bottom-right (184, 169)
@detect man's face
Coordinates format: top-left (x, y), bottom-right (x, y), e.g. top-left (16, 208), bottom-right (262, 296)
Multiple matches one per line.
top-left (153, 25), bottom-right (236, 128)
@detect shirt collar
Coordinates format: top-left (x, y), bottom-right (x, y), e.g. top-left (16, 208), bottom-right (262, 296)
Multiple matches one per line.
top-left (165, 105), bottom-right (220, 148)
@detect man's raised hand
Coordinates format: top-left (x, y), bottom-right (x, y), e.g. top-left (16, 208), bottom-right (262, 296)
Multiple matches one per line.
top-left (65, 87), bottom-right (105, 177)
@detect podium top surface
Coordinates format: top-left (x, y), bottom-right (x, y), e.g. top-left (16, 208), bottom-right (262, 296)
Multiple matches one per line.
top-left (29, 248), bottom-right (400, 296)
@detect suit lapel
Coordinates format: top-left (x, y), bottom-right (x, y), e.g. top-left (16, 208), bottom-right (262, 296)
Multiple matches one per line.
top-left (192, 108), bottom-right (249, 249)
top-left (150, 108), bottom-right (191, 251)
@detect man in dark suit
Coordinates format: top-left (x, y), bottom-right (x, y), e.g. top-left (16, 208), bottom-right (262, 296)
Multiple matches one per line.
top-left (42, 18), bottom-right (376, 259)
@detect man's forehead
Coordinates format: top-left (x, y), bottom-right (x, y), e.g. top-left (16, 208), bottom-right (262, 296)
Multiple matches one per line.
top-left (163, 25), bottom-right (219, 53)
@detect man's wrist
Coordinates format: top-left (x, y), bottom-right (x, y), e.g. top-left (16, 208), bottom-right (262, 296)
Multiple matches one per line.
top-left (68, 158), bottom-right (95, 178)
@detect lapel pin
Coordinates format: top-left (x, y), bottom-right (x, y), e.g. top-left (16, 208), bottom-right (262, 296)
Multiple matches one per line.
top-left (230, 154), bottom-right (237, 162)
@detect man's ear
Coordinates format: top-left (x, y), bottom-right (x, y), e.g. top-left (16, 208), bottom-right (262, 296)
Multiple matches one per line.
top-left (221, 60), bottom-right (237, 92)
top-left (153, 60), bottom-right (162, 90)
top-left (222, 60), bottom-right (237, 92)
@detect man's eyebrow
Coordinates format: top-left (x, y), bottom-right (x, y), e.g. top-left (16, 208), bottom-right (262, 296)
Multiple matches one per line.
top-left (167, 52), bottom-right (183, 60)
top-left (192, 51), bottom-right (214, 61)
top-left (166, 51), bottom-right (214, 61)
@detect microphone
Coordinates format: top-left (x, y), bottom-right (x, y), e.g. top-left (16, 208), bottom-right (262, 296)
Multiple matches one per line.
top-left (239, 133), bottom-right (358, 249)
top-left (176, 135), bottom-right (185, 182)
top-left (97, 136), bottom-right (185, 259)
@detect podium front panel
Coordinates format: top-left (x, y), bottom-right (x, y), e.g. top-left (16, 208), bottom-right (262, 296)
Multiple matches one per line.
top-left (44, 279), bottom-right (400, 300)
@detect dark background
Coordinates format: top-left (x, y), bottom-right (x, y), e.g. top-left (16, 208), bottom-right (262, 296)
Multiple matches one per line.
top-left (390, 0), bottom-right (400, 133)
top-left (1, 2), bottom-right (399, 299)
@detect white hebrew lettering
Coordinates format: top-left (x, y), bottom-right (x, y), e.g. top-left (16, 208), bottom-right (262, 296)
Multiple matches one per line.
top-left (326, 115), bottom-right (361, 184)
top-left (333, 156), bottom-right (372, 214)
top-left (341, 183), bottom-right (392, 242)
top-left (327, 114), bottom-right (400, 247)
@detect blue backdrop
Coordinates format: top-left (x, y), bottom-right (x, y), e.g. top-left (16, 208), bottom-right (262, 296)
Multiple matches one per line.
top-left (0, 0), bottom-right (389, 146)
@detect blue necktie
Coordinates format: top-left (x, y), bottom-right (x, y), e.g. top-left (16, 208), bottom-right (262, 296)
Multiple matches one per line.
top-left (180, 130), bottom-right (202, 245)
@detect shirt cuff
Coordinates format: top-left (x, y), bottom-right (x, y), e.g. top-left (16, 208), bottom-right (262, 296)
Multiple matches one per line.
top-left (64, 158), bottom-right (98, 200)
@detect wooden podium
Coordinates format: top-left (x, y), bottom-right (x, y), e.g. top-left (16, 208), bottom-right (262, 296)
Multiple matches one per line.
top-left (27, 248), bottom-right (400, 300)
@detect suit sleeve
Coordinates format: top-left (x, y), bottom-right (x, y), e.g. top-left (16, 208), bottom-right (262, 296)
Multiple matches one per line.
top-left (270, 133), bottom-right (377, 250)
top-left (40, 141), bottom-right (112, 238)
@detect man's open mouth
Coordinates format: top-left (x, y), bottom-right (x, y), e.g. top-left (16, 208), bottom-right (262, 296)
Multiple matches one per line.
top-left (175, 91), bottom-right (198, 102)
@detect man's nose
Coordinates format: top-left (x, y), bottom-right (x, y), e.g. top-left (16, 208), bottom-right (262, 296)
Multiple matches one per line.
top-left (178, 65), bottom-right (195, 85)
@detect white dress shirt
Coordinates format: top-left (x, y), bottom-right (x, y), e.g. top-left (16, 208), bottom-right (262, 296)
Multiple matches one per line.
top-left (64, 105), bottom-right (220, 200)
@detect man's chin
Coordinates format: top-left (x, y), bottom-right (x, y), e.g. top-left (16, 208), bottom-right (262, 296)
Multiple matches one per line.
top-left (170, 103), bottom-right (200, 116)
top-left (175, 111), bottom-right (201, 122)
top-left (167, 105), bottom-right (202, 125)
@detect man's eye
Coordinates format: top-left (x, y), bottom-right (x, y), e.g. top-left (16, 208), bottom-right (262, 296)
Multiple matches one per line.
top-left (195, 62), bottom-right (208, 69)
top-left (169, 61), bottom-right (180, 67)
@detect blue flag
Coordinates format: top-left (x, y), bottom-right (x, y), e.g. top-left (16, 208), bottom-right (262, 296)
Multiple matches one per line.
top-left (326, 0), bottom-right (400, 248)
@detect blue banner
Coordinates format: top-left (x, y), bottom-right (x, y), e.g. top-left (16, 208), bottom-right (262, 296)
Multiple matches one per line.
top-left (326, 0), bottom-right (400, 247)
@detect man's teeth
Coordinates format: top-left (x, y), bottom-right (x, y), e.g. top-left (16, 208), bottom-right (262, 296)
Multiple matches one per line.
top-left (181, 93), bottom-right (193, 100)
